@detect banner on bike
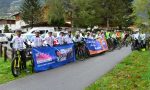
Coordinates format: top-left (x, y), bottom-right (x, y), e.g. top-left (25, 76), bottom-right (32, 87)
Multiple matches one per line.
top-left (84, 38), bottom-right (108, 55)
top-left (97, 37), bottom-right (108, 51)
top-left (32, 44), bottom-right (75, 72)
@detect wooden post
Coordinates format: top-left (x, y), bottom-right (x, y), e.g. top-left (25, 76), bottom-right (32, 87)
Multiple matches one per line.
top-left (4, 46), bottom-right (7, 62)
top-left (0, 43), bottom-right (2, 57)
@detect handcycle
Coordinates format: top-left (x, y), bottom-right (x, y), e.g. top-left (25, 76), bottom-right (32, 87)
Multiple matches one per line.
top-left (11, 47), bottom-right (34, 77)
top-left (75, 41), bottom-right (89, 60)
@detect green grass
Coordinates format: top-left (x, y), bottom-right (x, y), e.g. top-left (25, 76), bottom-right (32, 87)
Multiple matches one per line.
top-left (0, 58), bottom-right (33, 84)
top-left (86, 51), bottom-right (150, 90)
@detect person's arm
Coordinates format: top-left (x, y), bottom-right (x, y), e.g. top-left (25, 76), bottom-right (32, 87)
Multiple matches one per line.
top-left (10, 37), bottom-right (15, 48)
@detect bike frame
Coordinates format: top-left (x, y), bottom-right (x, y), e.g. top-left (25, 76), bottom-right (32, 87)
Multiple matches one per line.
top-left (14, 51), bottom-right (21, 68)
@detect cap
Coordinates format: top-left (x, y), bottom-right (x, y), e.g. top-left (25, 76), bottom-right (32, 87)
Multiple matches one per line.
top-left (16, 29), bottom-right (22, 32)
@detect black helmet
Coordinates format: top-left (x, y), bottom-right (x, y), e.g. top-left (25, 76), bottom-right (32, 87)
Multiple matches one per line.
top-left (16, 29), bottom-right (22, 32)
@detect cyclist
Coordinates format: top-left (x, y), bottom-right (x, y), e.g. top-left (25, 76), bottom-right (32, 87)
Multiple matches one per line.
top-left (44, 31), bottom-right (54, 47)
top-left (140, 31), bottom-right (146, 49)
top-left (57, 32), bottom-right (66, 45)
top-left (31, 30), bottom-right (43, 47)
top-left (10, 29), bottom-right (29, 73)
top-left (132, 31), bottom-right (140, 50)
top-left (85, 32), bottom-right (93, 39)
top-left (64, 31), bottom-right (73, 44)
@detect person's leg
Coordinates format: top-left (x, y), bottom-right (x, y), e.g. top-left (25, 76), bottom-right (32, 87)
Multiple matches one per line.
top-left (20, 50), bottom-right (27, 70)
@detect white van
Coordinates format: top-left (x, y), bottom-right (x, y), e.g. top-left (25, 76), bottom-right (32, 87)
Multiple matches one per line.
top-left (22, 27), bottom-right (55, 40)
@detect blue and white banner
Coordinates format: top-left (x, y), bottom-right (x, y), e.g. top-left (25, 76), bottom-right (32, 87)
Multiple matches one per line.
top-left (84, 38), bottom-right (108, 55)
top-left (32, 44), bottom-right (75, 72)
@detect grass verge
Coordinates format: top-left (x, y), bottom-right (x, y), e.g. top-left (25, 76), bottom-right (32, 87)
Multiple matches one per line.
top-left (86, 51), bottom-right (150, 90)
top-left (0, 58), bottom-right (33, 84)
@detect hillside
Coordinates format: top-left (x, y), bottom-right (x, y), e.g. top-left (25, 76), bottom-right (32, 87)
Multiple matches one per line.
top-left (0, 0), bottom-right (44, 17)
top-left (0, 0), bottom-right (22, 17)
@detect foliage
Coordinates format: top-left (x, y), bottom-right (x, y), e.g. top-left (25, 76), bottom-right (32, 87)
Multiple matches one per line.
top-left (71, 0), bottom-right (133, 29)
top-left (70, 0), bottom-right (101, 28)
top-left (20, 0), bottom-right (42, 27)
top-left (4, 25), bottom-right (9, 33)
top-left (132, 0), bottom-right (150, 27)
top-left (94, 0), bottom-right (133, 28)
top-left (47, 0), bottom-right (65, 27)
top-left (86, 51), bottom-right (150, 90)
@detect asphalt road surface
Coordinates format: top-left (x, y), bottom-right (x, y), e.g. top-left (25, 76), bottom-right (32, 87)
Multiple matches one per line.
top-left (0, 47), bottom-right (131, 90)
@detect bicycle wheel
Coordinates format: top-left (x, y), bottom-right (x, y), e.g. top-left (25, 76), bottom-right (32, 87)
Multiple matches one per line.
top-left (11, 57), bottom-right (21, 77)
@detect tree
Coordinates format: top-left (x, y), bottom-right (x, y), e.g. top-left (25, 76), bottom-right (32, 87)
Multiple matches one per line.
top-left (69, 0), bottom-right (101, 29)
top-left (94, 0), bottom-right (133, 29)
top-left (132, 0), bottom-right (150, 32)
top-left (47, 0), bottom-right (65, 27)
top-left (4, 25), bottom-right (9, 33)
top-left (20, 0), bottom-right (42, 27)
top-left (132, 0), bottom-right (150, 25)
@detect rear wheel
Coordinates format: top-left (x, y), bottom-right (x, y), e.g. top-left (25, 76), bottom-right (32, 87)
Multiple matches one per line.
top-left (11, 57), bottom-right (21, 77)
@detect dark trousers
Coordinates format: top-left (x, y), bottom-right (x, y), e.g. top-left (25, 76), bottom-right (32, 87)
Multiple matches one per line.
top-left (141, 40), bottom-right (146, 48)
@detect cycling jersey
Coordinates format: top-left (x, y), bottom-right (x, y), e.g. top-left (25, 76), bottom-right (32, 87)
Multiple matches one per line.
top-left (44, 36), bottom-right (55, 46)
top-left (31, 36), bottom-right (43, 47)
top-left (74, 37), bottom-right (82, 42)
top-left (140, 33), bottom-right (146, 41)
top-left (11, 36), bottom-right (26, 50)
top-left (64, 35), bottom-right (73, 44)
top-left (57, 36), bottom-right (65, 45)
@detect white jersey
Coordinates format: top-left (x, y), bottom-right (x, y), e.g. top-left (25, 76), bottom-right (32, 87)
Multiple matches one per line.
top-left (133, 33), bottom-right (140, 40)
top-left (140, 33), bottom-right (146, 40)
top-left (31, 36), bottom-right (43, 47)
top-left (85, 35), bottom-right (93, 39)
top-left (57, 36), bottom-right (65, 45)
top-left (73, 37), bottom-right (82, 42)
top-left (11, 36), bottom-right (26, 50)
top-left (44, 36), bottom-right (54, 46)
top-left (64, 35), bottom-right (73, 44)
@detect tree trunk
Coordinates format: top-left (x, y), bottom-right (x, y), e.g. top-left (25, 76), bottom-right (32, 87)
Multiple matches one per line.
top-left (107, 18), bottom-right (110, 30)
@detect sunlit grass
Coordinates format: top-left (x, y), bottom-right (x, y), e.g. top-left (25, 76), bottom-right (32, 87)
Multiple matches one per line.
top-left (0, 58), bottom-right (33, 84)
top-left (86, 51), bottom-right (150, 90)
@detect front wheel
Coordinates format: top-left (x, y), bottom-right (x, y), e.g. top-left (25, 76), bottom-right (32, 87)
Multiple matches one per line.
top-left (11, 57), bottom-right (21, 77)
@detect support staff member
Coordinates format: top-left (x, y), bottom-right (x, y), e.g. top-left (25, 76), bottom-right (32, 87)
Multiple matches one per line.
top-left (44, 31), bottom-right (54, 46)
top-left (31, 30), bottom-right (43, 47)
top-left (57, 32), bottom-right (65, 45)
top-left (64, 31), bottom-right (73, 44)
top-left (10, 29), bottom-right (29, 73)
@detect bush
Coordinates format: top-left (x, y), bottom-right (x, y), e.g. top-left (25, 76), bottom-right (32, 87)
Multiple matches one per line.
top-left (4, 25), bottom-right (9, 33)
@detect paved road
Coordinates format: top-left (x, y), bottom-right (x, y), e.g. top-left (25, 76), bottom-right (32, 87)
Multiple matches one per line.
top-left (0, 47), bottom-right (131, 90)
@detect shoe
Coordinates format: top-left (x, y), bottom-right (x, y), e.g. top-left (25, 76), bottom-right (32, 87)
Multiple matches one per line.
top-left (24, 69), bottom-right (30, 73)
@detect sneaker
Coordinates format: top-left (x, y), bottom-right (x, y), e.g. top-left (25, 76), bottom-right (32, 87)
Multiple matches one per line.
top-left (24, 69), bottom-right (30, 73)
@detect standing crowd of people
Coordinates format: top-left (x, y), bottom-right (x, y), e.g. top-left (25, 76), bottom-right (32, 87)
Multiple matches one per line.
top-left (10, 29), bottom-right (148, 73)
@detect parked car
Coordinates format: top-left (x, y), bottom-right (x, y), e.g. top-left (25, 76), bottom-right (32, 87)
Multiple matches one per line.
top-left (3, 33), bottom-right (15, 41)
top-left (22, 27), bottom-right (55, 41)
top-left (0, 34), bottom-right (8, 44)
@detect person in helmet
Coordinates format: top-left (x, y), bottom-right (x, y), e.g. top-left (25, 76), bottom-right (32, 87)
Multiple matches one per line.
top-left (64, 31), bottom-right (73, 44)
top-left (44, 31), bottom-right (54, 46)
top-left (30, 30), bottom-right (43, 47)
top-left (10, 29), bottom-right (29, 73)
top-left (57, 32), bottom-right (65, 45)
